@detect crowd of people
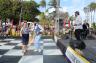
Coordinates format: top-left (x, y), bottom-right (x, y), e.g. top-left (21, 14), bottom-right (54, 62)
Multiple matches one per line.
top-left (44, 24), bottom-right (55, 35)
top-left (0, 11), bottom-right (91, 55)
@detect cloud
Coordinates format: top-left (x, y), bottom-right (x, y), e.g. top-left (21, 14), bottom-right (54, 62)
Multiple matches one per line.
top-left (48, 6), bottom-right (68, 13)
top-left (59, 7), bottom-right (67, 12)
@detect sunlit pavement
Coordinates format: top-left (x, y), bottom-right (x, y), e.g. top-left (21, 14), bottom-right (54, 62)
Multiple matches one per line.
top-left (82, 40), bottom-right (96, 63)
top-left (0, 37), bottom-right (70, 63)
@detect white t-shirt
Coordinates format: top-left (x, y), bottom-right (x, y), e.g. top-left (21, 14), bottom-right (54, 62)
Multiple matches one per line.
top-left (73, 16), bottom-right (83, 30)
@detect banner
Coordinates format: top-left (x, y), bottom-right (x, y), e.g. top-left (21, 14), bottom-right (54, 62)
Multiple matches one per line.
top-left (65, 46), bottom-right (90, 63)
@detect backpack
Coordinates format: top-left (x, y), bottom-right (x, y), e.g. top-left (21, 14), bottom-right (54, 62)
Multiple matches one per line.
top-left (35, 25), bottom-right (41, 35)
top-left (82, 24), bottom-right (87, 30)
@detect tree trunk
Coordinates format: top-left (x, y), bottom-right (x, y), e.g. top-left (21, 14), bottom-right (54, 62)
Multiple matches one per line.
top-left (93, 10), bottom-right (95, 23)
top-left (91, 11), bottom-right (93, 27)
top-left (94, 10), bottom-right (95, 22)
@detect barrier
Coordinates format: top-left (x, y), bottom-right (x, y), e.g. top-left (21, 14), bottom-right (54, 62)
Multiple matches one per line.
top-left (65, 46), bottom-right (90, 63)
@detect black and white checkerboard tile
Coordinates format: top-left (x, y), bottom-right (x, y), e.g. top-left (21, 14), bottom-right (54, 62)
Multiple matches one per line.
top-left (0, 38), bottom-right (69, 63)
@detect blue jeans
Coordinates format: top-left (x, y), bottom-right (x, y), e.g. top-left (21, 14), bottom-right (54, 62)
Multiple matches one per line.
top-left (34, 34), bottom-right (42, 49)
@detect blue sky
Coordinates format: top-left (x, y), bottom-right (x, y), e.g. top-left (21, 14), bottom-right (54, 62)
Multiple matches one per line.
top-left (23, 0), bottom-right (96, 19)
top-left (26, 0), bottom-right (96, 21)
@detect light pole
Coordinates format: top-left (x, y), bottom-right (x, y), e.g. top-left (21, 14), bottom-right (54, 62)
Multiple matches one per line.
top-left (55, 0), bottom-right (60, 34)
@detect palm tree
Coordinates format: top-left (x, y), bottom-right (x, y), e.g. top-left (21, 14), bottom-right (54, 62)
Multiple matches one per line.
top-left (92, 23), bottom-right (96, 30)
top-left (88, 2), bottom-right (96, 23)
top-left (85, 2), bottom-right (96, 27)
top-left (39, 12), bottom-right (46, 25)
top-left (39, 0), bottom-right (46, 26)
top-left (40, 0), bottom-right (46, 8)
top-left (48, 0), bottom-right (57, 8)
top-left (84, 7), bottom-right (89, 22)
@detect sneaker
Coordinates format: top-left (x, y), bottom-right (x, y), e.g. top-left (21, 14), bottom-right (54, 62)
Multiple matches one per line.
top-left (22, 50), bottom-right (26, 55)
top-left (28, 44), bottom-right (31, 46)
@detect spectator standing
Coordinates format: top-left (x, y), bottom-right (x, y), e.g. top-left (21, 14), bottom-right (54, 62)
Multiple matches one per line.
top-left (73, 11), bottom-right (83, 40)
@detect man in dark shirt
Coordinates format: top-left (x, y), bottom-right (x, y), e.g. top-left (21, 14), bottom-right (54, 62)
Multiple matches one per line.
top-left (82, 22), bottom-right (89, 39)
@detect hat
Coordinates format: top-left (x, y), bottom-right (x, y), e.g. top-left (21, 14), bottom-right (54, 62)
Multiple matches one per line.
top-left (75, 11), bottom-right (79, 15)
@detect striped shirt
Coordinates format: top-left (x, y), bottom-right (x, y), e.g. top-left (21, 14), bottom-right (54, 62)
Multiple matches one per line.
top-left (21, 27), bottom-right (30, 34)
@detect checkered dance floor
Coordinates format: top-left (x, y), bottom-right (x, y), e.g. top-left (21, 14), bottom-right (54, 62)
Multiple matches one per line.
top-left (0, 38), bottom-right (69, 63)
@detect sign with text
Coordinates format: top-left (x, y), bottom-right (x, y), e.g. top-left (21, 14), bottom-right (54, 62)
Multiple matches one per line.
top-left (65, 46), bottom-right (90, 63)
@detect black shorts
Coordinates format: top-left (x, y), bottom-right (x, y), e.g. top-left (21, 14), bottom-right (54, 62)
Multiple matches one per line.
top-left (22, 34), bottom-right (29, 45)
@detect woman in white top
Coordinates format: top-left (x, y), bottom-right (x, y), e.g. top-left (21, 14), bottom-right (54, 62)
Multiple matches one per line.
top-left (21, 22), bottom-right (30, 54)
